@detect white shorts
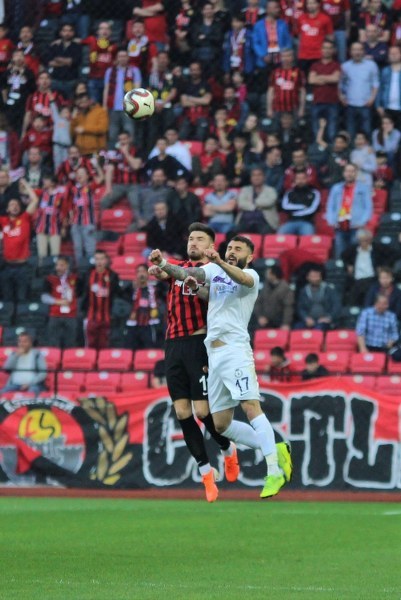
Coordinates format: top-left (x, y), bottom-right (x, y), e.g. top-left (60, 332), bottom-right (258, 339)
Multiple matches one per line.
top-left (207, 344), bottom-right (260, 414)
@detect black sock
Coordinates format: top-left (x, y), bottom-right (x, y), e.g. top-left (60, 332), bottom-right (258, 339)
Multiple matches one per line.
top-left (201, 413), bottom-right (230, 452)
top-left (179, 415), bottom-right (209, 467)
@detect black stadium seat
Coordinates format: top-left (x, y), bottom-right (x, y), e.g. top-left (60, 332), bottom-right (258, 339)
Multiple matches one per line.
top-left (0, 302), bottom-right (14, 326)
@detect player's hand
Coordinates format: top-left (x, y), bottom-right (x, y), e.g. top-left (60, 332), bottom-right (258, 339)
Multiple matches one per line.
top-left (184, 275), bottom-right (198, 290)
top-left (149, 249), bottom-right (163, 265)
top-left (148, 265), bottom-right (164, 278)
top-left (204, 248), bottom-right (222, 264)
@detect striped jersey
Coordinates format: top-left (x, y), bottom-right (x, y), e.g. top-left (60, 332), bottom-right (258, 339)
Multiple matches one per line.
top-left (69, 182), bottom-right (96, 226)
top-left (57, 157), bottom-right (96, 184)
top-left (166, 260), bottom-right (208, 339)
top-left (270, 67), bottom-right (305, 112)
top-left (36, 187), bottom-right (67, 235)
top-left (87, 269), bottom-right (112, 323)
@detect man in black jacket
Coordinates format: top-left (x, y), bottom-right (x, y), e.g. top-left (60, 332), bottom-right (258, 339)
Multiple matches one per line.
top-left (278, 168), bottom-right (321, 235)
top-left (167, 176), bottom-right (202, 228)
top-left (145, 201), bottom-right (186, 258)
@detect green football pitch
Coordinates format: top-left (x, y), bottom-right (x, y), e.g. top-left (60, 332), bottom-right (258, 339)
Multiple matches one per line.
top-left (0, 498), bottom-right (400, 600)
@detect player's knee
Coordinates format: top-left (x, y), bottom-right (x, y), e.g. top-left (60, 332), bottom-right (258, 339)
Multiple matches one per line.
top-left (212, 416), bottom-right (230, 434)
top-left (174, 402), bottom-right (192, 420)
top-left (194, 406), bottom-right (209, 420)
top-left (241, 400), bottom-right (262, 422)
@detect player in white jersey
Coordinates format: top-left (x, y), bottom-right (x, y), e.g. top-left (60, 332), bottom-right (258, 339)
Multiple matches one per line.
top-left (152, 234), bottom-right (292, 499)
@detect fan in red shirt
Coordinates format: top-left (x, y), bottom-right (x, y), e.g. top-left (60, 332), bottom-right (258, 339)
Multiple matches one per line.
top-left (0, 25), bottom-right (15, 81)
top-left (132, 1), bottom-right (168, 47)
top-left (298, 0), bottom-right (334, 72)
top-left (81, 22), bottom-right (117, 104)
top-left (358, 0), bottom-right (390, 43)
top-left (267, 48), bottom-right (306, 119)
top-left (126, 20), bottom-right (154, 75)
top-left (284, 147), bottom-right (320, 190)
top-left (0, 179), bottom-right (39, 302)
top-left (36, 173), bottom-right (68, 262)
top-left (56, 145), bottom-right (98, 185)
top-left (20, 115), bottom-right (53, 161)
top-left (22, 72), bottom-right (63, 137)
top-left (192, 136), bottom-right (226, 186)
top-left (280, 0), bottom-right (305, 33)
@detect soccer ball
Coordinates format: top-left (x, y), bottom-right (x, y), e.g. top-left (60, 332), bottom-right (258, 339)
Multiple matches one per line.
top-left (123, 88), bottom-right (155, 120)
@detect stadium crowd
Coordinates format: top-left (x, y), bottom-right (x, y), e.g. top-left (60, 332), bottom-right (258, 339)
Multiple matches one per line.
top-left (1, 0), bottom-right (401, 392)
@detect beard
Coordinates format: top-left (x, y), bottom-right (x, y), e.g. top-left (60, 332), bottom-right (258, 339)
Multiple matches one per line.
top-left (188, 248), bottom-right (203, 261)
top-left (226, 256), bottom-right (247, 269)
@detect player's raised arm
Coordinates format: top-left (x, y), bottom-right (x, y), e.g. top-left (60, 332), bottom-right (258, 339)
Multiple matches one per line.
top-left (184, 276), bottom-right (210, 302)
top-left (203, 248), bottom-right (255, 288)
top-left (149, 249), bottom-right (206, 283)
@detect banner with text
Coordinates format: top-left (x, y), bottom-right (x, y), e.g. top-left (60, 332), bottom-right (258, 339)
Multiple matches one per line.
top-left (0, 377), bottom-right (400, 491)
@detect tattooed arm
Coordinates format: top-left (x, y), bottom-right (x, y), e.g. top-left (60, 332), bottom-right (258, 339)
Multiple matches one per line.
top-left (184, 276), bottom-right (210, 302)
top-left (149, 249), bottom-right (207, 283)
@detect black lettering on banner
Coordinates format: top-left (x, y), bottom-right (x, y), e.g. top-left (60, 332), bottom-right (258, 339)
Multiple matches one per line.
top-left (344, 397), bottom-right (398, 489)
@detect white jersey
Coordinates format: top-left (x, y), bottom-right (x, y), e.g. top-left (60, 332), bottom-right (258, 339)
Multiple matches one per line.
top-left (201, 263), bottom-right (259, 349)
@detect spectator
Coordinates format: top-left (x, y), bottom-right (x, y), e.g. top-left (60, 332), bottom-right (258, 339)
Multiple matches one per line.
top-left (350, 132), bottom-right (377, 188)
top-left (277, 112), bottom-right (308, 167)
top-left (81, 22), bottom-right (117, 104)
top-left (56, 145), bottom-right (98, 185)
top-left (226, 132), bottom-right (253, 187)
top-left (316, 124), bottom-right (350, 187)
top-left (267, 48), bottom-right (306, 122)
top-left (41, 255), bottom-right (80, 348)
top-left (283, 147), bottom-right (320, 191)
top-left (203, 173), bottom-right (237, 233)
top-left (46, 23), bottom-right (82, 100)
top-left (20, 115), bottom-right (53, 163)
top-left (372, 115), bottom-right (401, 167)
top-left (3, 49), bottom-right (35, 135)
top-left (145, 200), bottom-right (186, 257)
top-left (1, 332), bottom-right (47, 395)
top-left (322, 0), bottom-right (350, 63)
top-left (242, 0), bottom-right (266, 26)
top-left (378, 46), bottom-right (401, 129)
top-left (178, 61), bottom-right (212, 141)
top-left (125, 264), bottom-right (160, 350)
top-left (36, 173), bottom-right (68, 263)
top-left (192, 135), bottom-right (225, 185)
top-left (59, 0), bottom-right (90, 39)
top-left (16, 26), bottom-right (40, 76)
top-left (22, 72), bottom-right (62, 138)
top-left (0, 113), bottom-right (19, 170)
top-left (364, 266), bottom-right (401, 319)
top-left (263, 145), bottom-right (285, 194)
top-left (0, 169), bottom-right (20, 215)
top-left (296, 266), bottom-right (341, 330)
top-left (235, 166), bottom-right (279, 234)
top-left (166, 176), bottom-right (203, 228)
top-left (68, 166), bottom-right (100, 263)
top-left (147, 52), bottom-right (178, 150)
top-left (222, 84), bottom-right (248, 131)
top-left (25, 146), bottom-right (45, 189)
top-left (0, 180), bottom-right (39, 302)
top-left (266, 346), bottom-right (291, 382)
top-left (252, 0), bottom-right (292, 74)
top-left (132, 0), bottom-right (168, 48)
top-left (358, 0), bottom-right (390, 44)
top-left (103, 49), bottom-right (142, 147)
top-left (222, 13), bottom-right (254, 77)
top-left (70, 92), bottom-right (109, 156)
top-left (81, 250), bottom-right (120, 350)
top-left (297, 0), bottom-right (334, 74)
top-left (341, 228), bottom-right (394, 306)
top-left (308, 40), bottom-right (341, 142)
top-left (188, 1), bottom-right (224, 74)
top-left (373, 151), bottom-right (394, 189)
top-left (101, 132), bottom-right (143, 211)
top-left (127, 19), bottom-right (152, 73)
top-left (148, 128), bottom-right (192, 172)
top-left (339, 42), bottom-right (380, 139)
top-left (279, 168), bottom-right (321, 235)
top-left (363, 24), bottom-right (388, 69)
top-left (356, 293), bottom-right (398, 353)
top-left (254, 265), bottom-right (294, 329)
top-left (241, 114), bottom-right (264, 156)
top-left (130, 168), bottom-right (170, 230)
top-left (0, 24), bottom-right (15, 86)
top-left (301, 353), bottom-right (329, 380)
top-left (326, 163), bottom-right (372, 258)
top-left (146, 136), bottom-right (189, 183)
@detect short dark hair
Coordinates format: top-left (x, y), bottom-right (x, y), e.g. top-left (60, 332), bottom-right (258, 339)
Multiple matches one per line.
top-left (188, 222), bottom-right (216, 242)
top-left (268, 265), bottom-right (283, 279)
top-left (271, 346), bottom-right (286, 358)
top-left (56, 255), bottom-right (70, 263)
top-left (305, 353), bottom-right (319, 364)
top-left (229, 235), bottom-right (254, 253)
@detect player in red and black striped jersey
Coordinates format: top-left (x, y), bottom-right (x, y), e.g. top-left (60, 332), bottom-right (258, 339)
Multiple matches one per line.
top-left (267, 49), bottom-right (306, 119)
top-left (149, 222), bottom-right (239, 502)
top-left (56, 145), bottom-right (98, 185)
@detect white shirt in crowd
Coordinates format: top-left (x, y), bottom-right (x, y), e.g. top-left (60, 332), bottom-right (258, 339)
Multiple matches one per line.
top-left (10, 351), bottom-right (36, 386)
top-left (148, 141), bottom-right (192, 171)
top-left (354, 246), bottom-right (375, 280)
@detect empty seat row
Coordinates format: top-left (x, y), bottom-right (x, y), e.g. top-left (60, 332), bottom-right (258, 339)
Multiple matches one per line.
top-left (254, 329), bottom-right (357, 353)
top-left (259, 373), bottom-right (401, 396)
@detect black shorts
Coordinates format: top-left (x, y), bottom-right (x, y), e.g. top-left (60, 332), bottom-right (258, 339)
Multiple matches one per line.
top-left (165, 335), bottom-right (208, 401)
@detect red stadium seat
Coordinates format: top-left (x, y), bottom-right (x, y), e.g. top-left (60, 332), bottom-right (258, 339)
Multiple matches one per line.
top-left (319, 351), bottom-right (350, 373)
top-left (0, 371), bottom-right (9, 388)
top-left (342, 374), bottom-right (377, 388)
top-left (375, 375), bottom-right (401, 395)
top-left (262, 234), bottom-right (297, 258)
top-left (254, 329), bottom-right (290, 351)
top-left (183, 140), bottom-right (204, 156)
top-left (192, 187), bottom-right (212, 203)
top-left (0, 347), bottom-right (16, 367)
top-left (0, 326), bottom-right (3, 343)
top-left (287, 351), bottom-right (308, 373)
top-left (350, 352), bottom-right (386, 374)
top-left (134, 349), bottom-right (165, 371)
top-left (298, 235), bottom-right (332, 261)
top-left (100, 208), bottom-right (133, 233)
top-left (325, 330), bottom-right (358, 352)
top-left (112, 255), bottom-right (143, 280)
top-left (39, 347), bottom-right (62, 370)
top-left (96, 240), bottom-right (120, 258)
top-left (85, 371), bottom-right (120, 394)
top-left (289, 330), bottom-right (324, 352)
top-left (372, 189), bottom-right (388, 216)
top-left (121, 232), bottom-right (147, 254)
top-left (214, 233), bottom-right (226, 249)
top-left (120, 371), bottom-right (149, 392)
top-left (238, 233), bottom-right (263, 258)
top-left (57, 371), bottom-right (86, 393)
top-left (254, 350), bottom-right (269, 373)
top-left (386, 358), bottom-right (401, 374)
top-left (62, 348), bottom-right (97, 370)
top-left (98, 349), bottom-right (133, 371)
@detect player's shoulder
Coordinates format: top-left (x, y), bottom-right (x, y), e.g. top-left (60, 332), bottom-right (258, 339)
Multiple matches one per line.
top-left (244, 268), bottom-right (260, 287)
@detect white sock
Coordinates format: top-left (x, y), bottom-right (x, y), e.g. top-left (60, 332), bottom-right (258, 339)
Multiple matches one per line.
top-left (221, 442), bottom-right (235, 457)
top-left (222, 420), bottom-right (259, 450)
top-left (250, 414), bottom-right (281, 475)
top-left (199, 463), bottom-right (212, 476)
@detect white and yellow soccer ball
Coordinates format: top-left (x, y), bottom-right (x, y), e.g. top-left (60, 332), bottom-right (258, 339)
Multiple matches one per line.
top-left (123, 88), bottom-right (155, 120)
